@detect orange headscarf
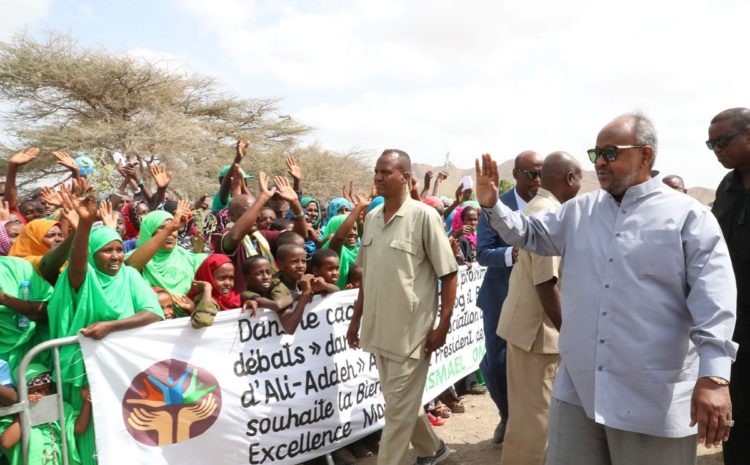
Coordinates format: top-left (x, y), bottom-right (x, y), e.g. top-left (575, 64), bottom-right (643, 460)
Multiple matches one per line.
top-left (8, 219), bottom-right (59, 271)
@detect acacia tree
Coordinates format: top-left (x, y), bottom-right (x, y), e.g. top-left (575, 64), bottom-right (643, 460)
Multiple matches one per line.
top-left (0, 32), bottom-right (316, 196)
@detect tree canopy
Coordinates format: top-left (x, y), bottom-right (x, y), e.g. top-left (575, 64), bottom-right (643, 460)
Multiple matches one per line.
top-left (0, 32), bottom-right (374, 200)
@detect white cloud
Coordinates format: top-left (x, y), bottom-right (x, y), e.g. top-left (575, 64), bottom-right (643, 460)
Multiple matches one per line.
top-left (175, 0), bottom-right (750, 187)
top-left (0, 0), bottom-right (51, 40)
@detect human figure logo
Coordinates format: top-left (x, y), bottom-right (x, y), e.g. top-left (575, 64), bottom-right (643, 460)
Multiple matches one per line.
top-left (121, 359), bottom-right (221, 446)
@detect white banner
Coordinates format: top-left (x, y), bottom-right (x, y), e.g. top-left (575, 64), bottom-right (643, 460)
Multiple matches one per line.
top-left (79, 265), bottom-right (486, 465)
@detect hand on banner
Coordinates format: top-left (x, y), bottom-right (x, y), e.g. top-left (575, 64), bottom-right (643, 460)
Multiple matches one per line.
top-left (81, 321), bottom-right (114, 340)
top-left (241, 299), bottom-right (258, 317)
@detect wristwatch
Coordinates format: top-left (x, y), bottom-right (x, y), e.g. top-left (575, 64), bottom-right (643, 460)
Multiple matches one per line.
top-left (706, 376), bottom-right (729, 386)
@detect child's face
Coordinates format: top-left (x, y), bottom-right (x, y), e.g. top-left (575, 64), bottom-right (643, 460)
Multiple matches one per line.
top-left (157, 292), bottom-right (175, 319)
top-left (212, 263), bottom-right (235, 295)
top-left (348, 269), bottom-right (363, 289)
top-left (463, 209), bottom-right (478, 230)
top-left (279, 249), bottom-right (307, 281)
top-left (257, 209), bottom-right (276, 231)
top-left (246, 260), bottom-right (273, 293)
top-left (29, 381), bottom-right (52, 397)
top-left (314, 256), bottom-right (340, 285)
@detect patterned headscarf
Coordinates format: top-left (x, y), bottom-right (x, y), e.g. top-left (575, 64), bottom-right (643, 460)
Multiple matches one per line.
top-left (0, 221), bottom-right (13, 256)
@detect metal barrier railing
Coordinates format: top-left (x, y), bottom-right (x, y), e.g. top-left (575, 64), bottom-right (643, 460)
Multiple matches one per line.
top-left (6, 334), bottom-right (336, 465)
top-left (11, 335), bottom-right (80, 465)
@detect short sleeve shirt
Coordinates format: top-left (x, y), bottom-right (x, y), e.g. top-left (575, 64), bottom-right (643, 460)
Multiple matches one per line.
top-left (357, 198), bottom-right (458, 362)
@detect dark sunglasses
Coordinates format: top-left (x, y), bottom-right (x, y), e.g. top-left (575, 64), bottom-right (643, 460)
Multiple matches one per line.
top-left (705, 132), bottom-right (741, 151)
top-left (516, 169), bottom-right (542, 180)
top-left (587, 145), bottom-right (646, 163)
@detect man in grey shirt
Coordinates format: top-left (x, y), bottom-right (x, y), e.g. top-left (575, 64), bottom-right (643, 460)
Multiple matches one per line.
top-left (475, 112), bottom-right (737, 464)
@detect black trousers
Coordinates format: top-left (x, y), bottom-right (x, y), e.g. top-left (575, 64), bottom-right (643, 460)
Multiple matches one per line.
top-left (724, 350), bottom-right (750, 464)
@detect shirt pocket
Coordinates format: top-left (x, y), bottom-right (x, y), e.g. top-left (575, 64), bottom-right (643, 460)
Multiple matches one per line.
top-left (621, 229), bottom-right (682, 279)
top-left (388, 238), bottom-right (418, 311)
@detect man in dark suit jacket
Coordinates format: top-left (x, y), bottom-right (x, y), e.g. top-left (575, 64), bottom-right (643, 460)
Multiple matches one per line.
top-left (477, 150), bottom-right (542, 444)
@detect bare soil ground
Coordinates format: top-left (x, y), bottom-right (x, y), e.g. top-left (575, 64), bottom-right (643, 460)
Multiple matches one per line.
top-left (353, 391), bottom-right (723, 465)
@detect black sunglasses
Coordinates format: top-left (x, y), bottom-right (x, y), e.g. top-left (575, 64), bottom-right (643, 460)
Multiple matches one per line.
top-left (587, 145), bottom-right (646, 163)
top-left (516, 169), bottom-right (542, 180)
top-left (705, 132), bottom-right (741, 151)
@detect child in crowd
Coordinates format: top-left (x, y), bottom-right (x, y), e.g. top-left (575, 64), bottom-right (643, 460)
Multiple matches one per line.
top-left (153, 287), bottom-right (175, 320)
top-left (0, 364), bottom-right (90, 465)
top-left (256, 207), bottom-right (276, 231)
top-left (269, 218), bottom-right (293, 232)
top-left (451, 206), bottom-right (478, 264)
top-left (345, 264), bottom-right (363, 290)
top-left (241, 249), bottom-right (313, 335)
top-left (309, 249), bottom-right (340, 295)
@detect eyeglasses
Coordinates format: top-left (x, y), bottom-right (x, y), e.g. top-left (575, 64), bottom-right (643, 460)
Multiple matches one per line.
top-left (587, 145), bottom-right (646, 163)
top-left (516, 169), bottom-right (542, 180)
top-left (705, 132), bottom-right (741, 151)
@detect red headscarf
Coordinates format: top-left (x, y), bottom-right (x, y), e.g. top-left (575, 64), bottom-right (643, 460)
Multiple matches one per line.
top-left (120, 202), bottom-right (141, 240)
top-left (188, 253), bottom-right (240, 310)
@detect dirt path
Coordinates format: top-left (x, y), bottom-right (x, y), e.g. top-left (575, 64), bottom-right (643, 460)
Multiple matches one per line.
top-left (353, 391), bottom-right (723, 465)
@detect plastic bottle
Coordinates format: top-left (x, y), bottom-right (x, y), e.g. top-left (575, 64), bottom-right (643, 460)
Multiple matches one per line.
top-left (17, 280), bottom-right (31, 331)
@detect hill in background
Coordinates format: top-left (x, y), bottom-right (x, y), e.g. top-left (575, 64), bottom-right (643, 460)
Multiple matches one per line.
top-left (413, 161), bottom-right (715, 205)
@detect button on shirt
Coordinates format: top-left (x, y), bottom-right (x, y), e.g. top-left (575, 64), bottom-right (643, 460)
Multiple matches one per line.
top-left (357, 198), bottom-right (458, 363)
top-left (483, 176), bottom-right (737, 437)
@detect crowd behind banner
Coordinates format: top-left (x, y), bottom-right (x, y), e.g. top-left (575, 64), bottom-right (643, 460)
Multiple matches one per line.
top-left (0, 144), bottom-right (484, 465)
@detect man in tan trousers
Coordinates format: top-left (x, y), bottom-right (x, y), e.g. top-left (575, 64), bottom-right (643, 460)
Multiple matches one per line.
top-left (348, 149), bottom-right (458, 465)
top-left (497, 152), bottom-right (582, 465)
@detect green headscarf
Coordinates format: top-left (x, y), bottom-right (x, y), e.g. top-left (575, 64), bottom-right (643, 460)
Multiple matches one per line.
top-left (0, 256), bottom-right (53, 381)
top-left (322, 214), bottom-right (359, 289)
top-left (47, 226), bottom-right (164, 465)
top-left (133, 210), bottom-right (207, 295)
top-left (48, 226), bottom-right (164, 387)
top-left (301, 196), bottom-right (322, 229)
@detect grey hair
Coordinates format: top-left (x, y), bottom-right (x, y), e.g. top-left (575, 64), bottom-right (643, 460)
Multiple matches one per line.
top-left (620, 111), bottom-right (658, 167)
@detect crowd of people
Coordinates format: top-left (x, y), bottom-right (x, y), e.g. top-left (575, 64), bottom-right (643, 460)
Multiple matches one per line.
top-left (0, 107), bottom-right (749, 465)
top-left (0, 142), bottom-right (485, 465)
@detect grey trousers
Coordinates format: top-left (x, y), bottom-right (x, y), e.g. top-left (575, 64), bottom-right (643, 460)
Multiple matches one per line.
top-left (545, 399), bottom-right (697, 465)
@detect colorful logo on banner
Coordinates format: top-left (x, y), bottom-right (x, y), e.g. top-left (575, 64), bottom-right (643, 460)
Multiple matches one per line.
top-left (121, 359), bottom-right (222, 446)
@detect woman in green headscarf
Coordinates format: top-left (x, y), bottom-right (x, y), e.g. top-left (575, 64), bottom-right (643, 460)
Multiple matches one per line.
top-left (300, 196), bottom-right (322, 230)
top-left (0, 363), bottom-right (88, 465)
top-left (323, 194), bottom-right (371, 289)
top-left (125, 201), bottom-right (208, 310)
top-left (0, 256), bottom-right (53, 381)
top-left (47, 195), bottom-right (164, 465)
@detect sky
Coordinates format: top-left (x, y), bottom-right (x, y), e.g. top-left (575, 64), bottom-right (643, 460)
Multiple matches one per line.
top-left (1, 0), bottom-right (748, 189)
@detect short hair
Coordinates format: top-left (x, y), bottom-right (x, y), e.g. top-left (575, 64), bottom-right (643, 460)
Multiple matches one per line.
top-left (617, 111), bottom-right (658, 166)
top-left (711, 108), bottom-right (750, 132)
top-left (276, 243), bottom-right (305, 262)
top-left (347, 264), bottom-right (363, 283)
top-left (663, 174), bottom-right (685, 185)
top-left (276, 231), bottom-right (305, 248)
top-left (460, 206), bottom-right (477, 221)
top-left (269, 218), bottom-right (292, 231)
top-left (381, 149), bottom-right (411, 173)
top-left (310, 248), bottom-right (339, 269)
top-left (242, 255), bottom-right (270, 275)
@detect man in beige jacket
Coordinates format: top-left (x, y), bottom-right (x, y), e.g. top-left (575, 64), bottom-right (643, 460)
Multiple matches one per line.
top-left (497, 152), bottom-right (582, 465)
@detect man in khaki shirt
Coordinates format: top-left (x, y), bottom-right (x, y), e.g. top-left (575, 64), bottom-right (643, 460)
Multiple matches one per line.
top-left (497, 152), bottom-right (582, 465)
top-left (348, 149), bottom-right (458, 465)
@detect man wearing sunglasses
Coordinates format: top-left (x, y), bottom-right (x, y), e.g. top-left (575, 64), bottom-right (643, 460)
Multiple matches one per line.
top-left (475, 112), bottom-right (736, 465)
top-left (476, 150), bottom-right (542, 445)
top-left (708, 107), bottom-right (750, 465)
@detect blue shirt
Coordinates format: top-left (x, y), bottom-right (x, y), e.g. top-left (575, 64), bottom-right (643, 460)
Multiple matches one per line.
top-left (483, 176), bottom-right (737, 437)
top-left (0, 359), bottom-right (13, 388)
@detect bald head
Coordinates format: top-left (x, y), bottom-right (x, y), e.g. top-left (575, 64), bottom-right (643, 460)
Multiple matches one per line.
top-left (228, 194), bottom-right (255, 221)
top-left (512, 150), bottom-right (543, 202)
top-left (541, 151), bottom-right (582, 203)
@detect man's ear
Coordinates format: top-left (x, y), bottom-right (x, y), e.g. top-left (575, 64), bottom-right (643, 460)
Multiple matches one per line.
top-left (642, 146), bottom-right (654, 168)
top-left (402, 172), bottom-right (411, 185)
